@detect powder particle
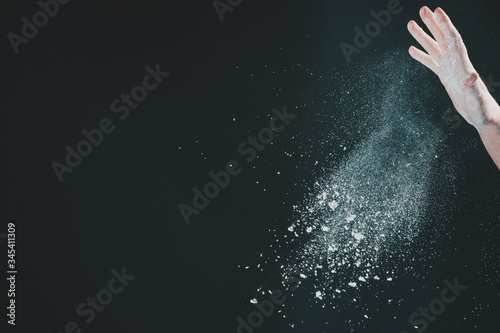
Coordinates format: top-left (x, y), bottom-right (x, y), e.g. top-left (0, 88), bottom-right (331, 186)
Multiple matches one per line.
top-left (328, 200), bottom-right (339, 211)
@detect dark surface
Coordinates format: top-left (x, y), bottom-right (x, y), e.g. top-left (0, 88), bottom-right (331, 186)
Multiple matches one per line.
top-left (1, 0), bottom-right (500, 332)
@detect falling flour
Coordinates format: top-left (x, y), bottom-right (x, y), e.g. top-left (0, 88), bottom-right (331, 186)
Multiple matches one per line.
top-left (243, 49), bottom-right (462, 329)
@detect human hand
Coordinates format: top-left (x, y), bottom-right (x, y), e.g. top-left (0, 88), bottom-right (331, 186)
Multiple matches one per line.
top-left (407, 6), bottom-right (500, 129)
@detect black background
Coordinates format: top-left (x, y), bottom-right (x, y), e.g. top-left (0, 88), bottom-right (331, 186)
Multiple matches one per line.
top-left (1, 0), bottom-right (500, 332)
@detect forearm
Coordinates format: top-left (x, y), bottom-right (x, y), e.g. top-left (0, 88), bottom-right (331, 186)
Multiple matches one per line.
top-left (475, 104), bottom-right (500, 170)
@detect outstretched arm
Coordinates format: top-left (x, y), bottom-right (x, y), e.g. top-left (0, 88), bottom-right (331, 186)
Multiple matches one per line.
top-left (407, 6), bottom-right (500, 169)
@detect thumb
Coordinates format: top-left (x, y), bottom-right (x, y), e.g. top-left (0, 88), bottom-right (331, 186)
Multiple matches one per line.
top-left (463, 72), bottom-right (486, 111)
top-left (464, 72), bottom-right (479, 90)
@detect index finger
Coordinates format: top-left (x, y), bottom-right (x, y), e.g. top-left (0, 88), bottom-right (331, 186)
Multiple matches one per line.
top-left (419, 6), bottom-right (448, 55)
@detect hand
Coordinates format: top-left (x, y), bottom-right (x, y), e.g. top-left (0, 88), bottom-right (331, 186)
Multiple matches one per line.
top-left (407, 6), bottom-right (500, 129)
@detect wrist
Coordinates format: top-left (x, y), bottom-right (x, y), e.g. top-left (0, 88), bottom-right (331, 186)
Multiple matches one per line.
top-left (474, 104), bottom-right (500, 132)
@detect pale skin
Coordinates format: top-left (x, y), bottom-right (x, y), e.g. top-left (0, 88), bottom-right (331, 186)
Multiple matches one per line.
top-left (407, 6), bottom-right (500, 170)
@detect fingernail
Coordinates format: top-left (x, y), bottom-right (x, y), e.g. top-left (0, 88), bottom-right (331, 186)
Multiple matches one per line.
top-left (419, 7), bottom-right (425, 16)
top-left (434, 7), bottom-right (444, 18)
top-left (464, 72), bottom-right (479, 89)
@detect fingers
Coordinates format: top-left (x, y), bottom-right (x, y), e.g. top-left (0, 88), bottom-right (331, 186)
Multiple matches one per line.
top-left (419, 6), bottom-right (448, 55)
top-left (408, 46), bottom-right (440, 75)
top-left (434, 8), bottom-right (463, 47)
top-left (407, 20), bottom-right (442, 59)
